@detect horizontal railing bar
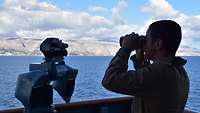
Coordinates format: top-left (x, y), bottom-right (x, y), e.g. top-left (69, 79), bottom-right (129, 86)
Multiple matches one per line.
top-left (0, 97), bottom-right (133, 113)
top-left (0, 96), bottom-right (197, 113)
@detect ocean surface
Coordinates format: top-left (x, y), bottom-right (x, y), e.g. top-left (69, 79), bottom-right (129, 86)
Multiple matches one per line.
top-left (0, 56), bottom-right (199, 112)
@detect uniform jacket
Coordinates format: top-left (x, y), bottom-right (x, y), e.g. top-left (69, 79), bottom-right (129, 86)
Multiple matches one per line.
top-left (102, 48), bottom-right (189, 113)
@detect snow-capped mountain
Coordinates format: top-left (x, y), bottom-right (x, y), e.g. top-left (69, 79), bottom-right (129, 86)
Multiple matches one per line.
top-left (0, 38), bottom-right (200, 56)
top-left (0, 38), bottom-right (119, 56)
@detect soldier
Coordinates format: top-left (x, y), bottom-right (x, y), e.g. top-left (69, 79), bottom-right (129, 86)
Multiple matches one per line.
top-left (102, 20), bottom-right (189, 113)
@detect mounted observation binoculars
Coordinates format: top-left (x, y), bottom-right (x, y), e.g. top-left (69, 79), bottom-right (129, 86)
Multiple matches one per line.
top-left (15, 38), bottom-right (78, 113)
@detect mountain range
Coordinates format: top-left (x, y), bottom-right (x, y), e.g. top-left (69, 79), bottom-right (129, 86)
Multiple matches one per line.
top-left (0, 38), bottom-right (119, 56)
top-left (0, 38), bottom-right (200, 56)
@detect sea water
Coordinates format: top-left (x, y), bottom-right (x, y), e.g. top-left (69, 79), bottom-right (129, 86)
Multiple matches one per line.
top-left (0, 56), bottom-right (199, 112)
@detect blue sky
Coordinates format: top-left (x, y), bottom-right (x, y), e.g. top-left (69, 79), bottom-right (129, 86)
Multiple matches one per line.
top-left (0, 0), bottom-right (200, 55)
top-left (37, 0), bottom-right (147, 24)
top-left (40, 0), bottom-right (200, 24)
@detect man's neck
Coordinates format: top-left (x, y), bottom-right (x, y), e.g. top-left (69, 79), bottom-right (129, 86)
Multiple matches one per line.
top-left (154, 51), bottom-right (175, 60)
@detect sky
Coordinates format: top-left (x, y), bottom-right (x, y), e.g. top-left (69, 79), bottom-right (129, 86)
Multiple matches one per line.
top-left (0, 0), bottom-right (200, 55)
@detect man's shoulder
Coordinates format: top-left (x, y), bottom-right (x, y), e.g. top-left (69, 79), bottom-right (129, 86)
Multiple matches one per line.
top-left (135, 63), bottom-right (168, 77)
top-left (135, 62), bottom-right (175, 79)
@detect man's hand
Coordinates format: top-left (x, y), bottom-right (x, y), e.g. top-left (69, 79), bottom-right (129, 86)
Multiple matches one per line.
top-left (130, 49), bottom-right (150, 69)
top-left (120, 32), bottom-right (141, 51)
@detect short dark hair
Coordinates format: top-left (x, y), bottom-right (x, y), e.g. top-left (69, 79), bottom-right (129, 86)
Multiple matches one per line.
top-left (148, 20), bottom-right (182, 55)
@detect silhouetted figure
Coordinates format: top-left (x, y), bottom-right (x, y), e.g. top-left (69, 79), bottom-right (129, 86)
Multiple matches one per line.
top-left (102, 20), bottom-right (189, 113)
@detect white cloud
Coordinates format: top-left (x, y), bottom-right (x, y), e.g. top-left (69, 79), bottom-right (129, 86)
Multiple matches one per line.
top-left (140, 0), bottom-right (200, 51)
top-left (141, 0), bottom-right (179, 18)
top-left (111, 0), bottom-right (128, 25)
top-left (0, 0), bottom-right (140, 43)
top-left (88, 6), bottom-right (108, 13)
top-left (4, 0), bottom-right (57, 11)
top-left (176, 14), bottom-right (200, 40)
top-left (0, 0), bottom-right (114, 40)
top-left (0, 0), bottom-right (200, 56)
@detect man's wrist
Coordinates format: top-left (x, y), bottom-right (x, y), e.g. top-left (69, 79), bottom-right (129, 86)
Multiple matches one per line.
top-left (120, 47), bottom-right (132, 53)
top-left (116, 47), bottom-right (131, 59)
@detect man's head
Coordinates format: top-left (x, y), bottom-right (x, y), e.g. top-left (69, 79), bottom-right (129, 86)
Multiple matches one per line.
top-left (144, 20), bottom-right (182, 59)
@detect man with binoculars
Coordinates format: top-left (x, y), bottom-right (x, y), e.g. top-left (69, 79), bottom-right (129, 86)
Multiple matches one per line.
top-left (102, 20), bottom-right (189, 113)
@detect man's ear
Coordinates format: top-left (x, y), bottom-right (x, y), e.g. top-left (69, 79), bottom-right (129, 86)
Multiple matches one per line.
top-left (155, 38), bottom-right (163, 50)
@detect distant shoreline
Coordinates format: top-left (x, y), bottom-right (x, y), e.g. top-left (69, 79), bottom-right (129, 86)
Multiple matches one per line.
top-left (0, 55), bottom-right (200, 57)
top-left (0, 53), bottom-right (115, 57)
